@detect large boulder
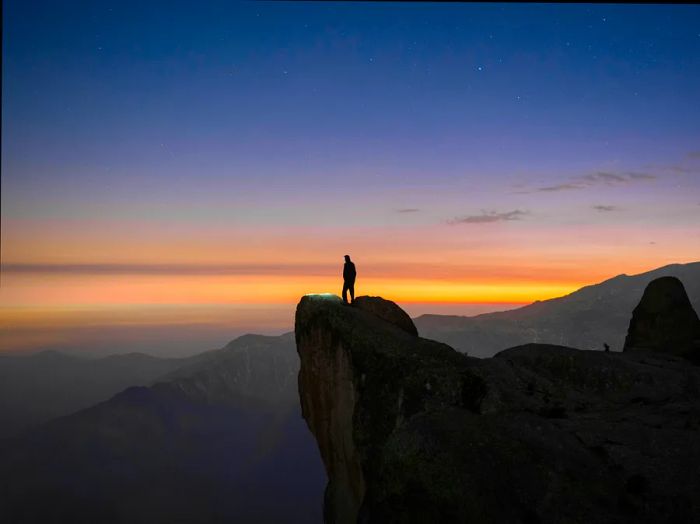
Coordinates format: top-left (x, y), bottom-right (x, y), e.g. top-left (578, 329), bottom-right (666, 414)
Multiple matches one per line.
top-left (352, 296), bottom-right (418, 336)
top-left (296, 294), bottom-right (700, 523)
top-left (624, 276), bottom-right (700, 362)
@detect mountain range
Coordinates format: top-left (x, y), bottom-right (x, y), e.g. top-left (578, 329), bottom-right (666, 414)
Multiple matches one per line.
top-left (0, 333), bottom-right (325, 523)
top-left (414, 261), bottom-right (700, 358)
top-left (0, 350), bottom-right (188, 438)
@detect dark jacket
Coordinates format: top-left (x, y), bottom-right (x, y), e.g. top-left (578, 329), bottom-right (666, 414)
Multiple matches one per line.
top-left (343, 261), bottom-right (356, 282)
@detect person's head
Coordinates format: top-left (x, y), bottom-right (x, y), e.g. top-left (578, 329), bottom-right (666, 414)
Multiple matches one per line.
top-left (344, 255), bottom-right (351, 262)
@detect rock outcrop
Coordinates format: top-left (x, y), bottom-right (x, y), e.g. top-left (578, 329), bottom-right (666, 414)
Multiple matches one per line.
top-left (352, 295), bottom-right (418, 336)
top-left (296, 294), bottom-right (700, 523)
top-left (624, 276), bottom-right (700, 362)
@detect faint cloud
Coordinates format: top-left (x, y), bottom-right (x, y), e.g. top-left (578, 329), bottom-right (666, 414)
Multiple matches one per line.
top-left (645, 155), bottom-right (699, 173)
top-left (626, 172), bottom-right (656, 181)
top-left (580, 171), bottom-right (655, 184)
top-left (537, 183), bottom-right (586, 192)
top-left (448, 210), bottom-right (528, 224)
top-left (592, 205), bottom-right (619, 212)
top-left (580, 172), bottom-right (627, 184)
top-left (664, 165), bottom-right (697, 174)
top-left (532, 171), bottom-right (656, 193)
top-left (396, 208), bottom-right (420, 213)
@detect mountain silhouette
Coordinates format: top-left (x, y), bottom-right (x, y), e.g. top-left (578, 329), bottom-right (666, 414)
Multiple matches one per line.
top-left (0, 351), bottom-right (188, 437)
top-left (415, 262), bottom-right (700, 357)
top-left (0, 333), bottom-right (325, 524)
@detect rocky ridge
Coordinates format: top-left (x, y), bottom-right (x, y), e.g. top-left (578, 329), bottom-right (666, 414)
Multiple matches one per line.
top-left (296, 289), bottom-right (700, 523)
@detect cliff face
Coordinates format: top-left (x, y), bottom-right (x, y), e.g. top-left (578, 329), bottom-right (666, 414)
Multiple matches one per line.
top-left (296, 294), bottom-right (700, 524)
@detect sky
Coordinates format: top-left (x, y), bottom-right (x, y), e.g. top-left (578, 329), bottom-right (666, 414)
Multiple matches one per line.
top-left (2, 2), bottom-right (699, 355)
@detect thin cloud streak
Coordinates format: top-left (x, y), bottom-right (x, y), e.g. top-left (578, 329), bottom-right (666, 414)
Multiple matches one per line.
top-left (448, 210), bottom-right (528, 224)
top-left (528, 171), bottom-right (657, 193)
top-left (538, 183), bottom-right (586, 192)
top-left (0, 260), bottom-right (610, 283)
top-left (396, 208), bottom-right (421, 213)
top-left (664, 165), bottom-right (698, 174)
top-left (592, 205), bottom-right (619, 212)
top-left (1, 263), bottom-right (335, 276)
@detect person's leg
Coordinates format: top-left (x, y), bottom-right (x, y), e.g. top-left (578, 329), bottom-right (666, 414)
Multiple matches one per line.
top-left (349, 283), bottom-right (355, 303)
top-left (342, 282), bottom-right (349, 303)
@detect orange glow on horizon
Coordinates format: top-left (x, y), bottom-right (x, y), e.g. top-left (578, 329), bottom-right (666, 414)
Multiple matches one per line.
top-left (0, 271), bottom-right (584, 307)
top-left (2, 218), bottom-right (698, 354)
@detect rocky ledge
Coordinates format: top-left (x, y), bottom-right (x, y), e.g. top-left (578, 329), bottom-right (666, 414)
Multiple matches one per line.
top-left (296, 290), bottom-right (700, 524)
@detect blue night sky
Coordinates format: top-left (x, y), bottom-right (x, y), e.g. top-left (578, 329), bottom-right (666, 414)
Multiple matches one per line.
top-left (5, 2), bottom-right (700, 216)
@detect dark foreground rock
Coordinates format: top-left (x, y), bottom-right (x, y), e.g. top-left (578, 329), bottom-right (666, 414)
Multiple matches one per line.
top-left (296, 294), bottom-right (700, 524)
top-left (624, 276), bottom-right (700, 362)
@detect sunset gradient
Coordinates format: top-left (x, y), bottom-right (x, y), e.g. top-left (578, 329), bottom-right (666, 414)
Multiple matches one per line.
top-left (2, 2), bottom-right (699, 354)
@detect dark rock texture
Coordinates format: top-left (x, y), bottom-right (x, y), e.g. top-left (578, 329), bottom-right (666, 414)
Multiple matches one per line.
top-left (296, 294), bottom-right (700, 524)
top-left (353, 295), bottom-right (418, 336)
top-left (623, 276), bottom-right (700, 362)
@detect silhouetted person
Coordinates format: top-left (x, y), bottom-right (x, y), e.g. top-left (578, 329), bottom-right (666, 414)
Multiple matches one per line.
top-left (342, 255), bottom-right (356, 304)
top-left (604, 343), bottom-right (610, 352)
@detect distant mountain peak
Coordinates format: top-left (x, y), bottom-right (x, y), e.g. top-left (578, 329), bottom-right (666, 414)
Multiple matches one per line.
top-left (415, 261), bottom-right (700, 357)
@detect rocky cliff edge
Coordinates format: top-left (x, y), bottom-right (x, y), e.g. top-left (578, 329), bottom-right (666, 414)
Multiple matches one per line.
top-left (296, 293), bottom-right (700, 524)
